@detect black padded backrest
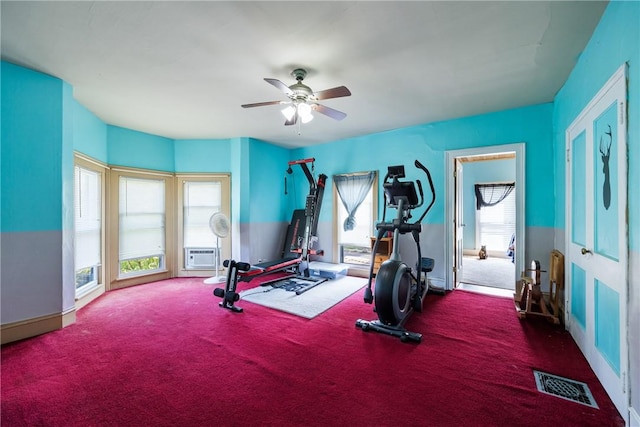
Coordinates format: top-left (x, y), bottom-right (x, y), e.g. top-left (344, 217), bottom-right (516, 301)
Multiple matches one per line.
top-left (282, 209), bottom-right (306, 258)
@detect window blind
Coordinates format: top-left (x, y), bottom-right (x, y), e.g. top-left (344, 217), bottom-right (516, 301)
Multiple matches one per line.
top-left (119, 176), bottom-right (165, 261)
top-left (74, 166), bottom-right (101, 270)
top-left (183, 181), bottom-right (221, 248)
top-left (477, 187), bottom-right (516, 251)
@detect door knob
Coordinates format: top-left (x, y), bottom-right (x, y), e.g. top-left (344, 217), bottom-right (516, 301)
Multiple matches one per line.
top-left (581, 248), bottom-right (592, 255)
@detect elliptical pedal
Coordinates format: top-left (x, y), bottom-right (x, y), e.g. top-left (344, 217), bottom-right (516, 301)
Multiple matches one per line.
top-left (355, 319), bottom-right (422, 343)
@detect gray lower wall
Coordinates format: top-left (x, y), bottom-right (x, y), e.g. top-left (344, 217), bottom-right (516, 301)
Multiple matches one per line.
top-left (1, 230), bottom-right (63, 324)
top-left (239, 221), bottom-right (557, 293)
top-left (524, 226), bottom-right (557, 293)
top-left (237, 221), bottom-right (289, 265)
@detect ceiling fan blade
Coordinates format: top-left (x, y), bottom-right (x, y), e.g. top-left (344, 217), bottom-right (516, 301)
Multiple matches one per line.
top-left (284, 112), bottom-right (298, 126)
top-left (313, 86), bottom-right (351, 100)
top-left (241, 100), bottom-right (285, 108)
top-left (265, 78), bottom-right (294, 96)
top-left (313, 103), bottom-right (347, 121)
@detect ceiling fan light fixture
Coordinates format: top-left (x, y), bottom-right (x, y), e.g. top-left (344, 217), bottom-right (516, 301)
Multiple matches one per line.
top-left (281, 105), bottom-right (296, 121)
top-left (298, 102), bottom-right (311, 116)
top-left (298, 102), bottom-right (313, 123)
top-left (300, 112), bottom-right (313, 124)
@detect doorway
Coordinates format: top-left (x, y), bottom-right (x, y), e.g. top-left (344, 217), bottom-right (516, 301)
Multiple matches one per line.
top-left (444, 144), bottom-right (525, 292)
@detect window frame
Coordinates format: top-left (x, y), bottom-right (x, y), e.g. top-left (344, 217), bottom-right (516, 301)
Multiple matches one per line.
top-left (109, 166), bottom-right (175, 289)
top-left (175, 174), bottom-right (231, 277)
top-left (73, 153), bottom-right (107, 308)
top-left (332, 171), bottom-right (378, 276)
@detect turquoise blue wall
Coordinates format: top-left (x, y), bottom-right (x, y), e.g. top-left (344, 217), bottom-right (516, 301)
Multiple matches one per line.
top-left (293, 103), bottom-right (553, 229)
top-left (248, 138), bottom-right (289, 223)
top-left (553, 0), bottom-right (639, 251)
top-left (72, 100), bottom-right (107, 162)
top-left (1, 61), bottom-right (64, 233)
top-left (4, 61), bottom-right (551, 235)
top-left (174, 138), bottom-right (231, 173)
top-left (107, 125), bottom-right (174, 172)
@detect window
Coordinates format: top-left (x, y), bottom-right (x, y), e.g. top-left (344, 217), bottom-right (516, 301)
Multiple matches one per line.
top-left (109, 167), bottom-right (173, 287)
top-left (183, 181), bottom-right (221, 248)
top-left (74, 160), bottom-right (103, 296)
top-left (176, 175), bottom-right (231, 275)
top-left (476, 187), bottom-right (516, 254)
top-left (333, 172), bottom-right (377, 268)
top-left (118, 176), bottom-right (166, 276)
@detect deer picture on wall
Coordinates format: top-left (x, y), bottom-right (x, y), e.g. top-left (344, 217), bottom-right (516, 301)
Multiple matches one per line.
top-left (599, 124), bottom-right (612, 210)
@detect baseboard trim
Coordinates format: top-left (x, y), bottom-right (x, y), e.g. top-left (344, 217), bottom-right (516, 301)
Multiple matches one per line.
top-left (429, 277), bottom-right (446, 289)
top-left (1, 309), bottom-right (76, 345)
top-left (75, 283), bottom-right (105, 310)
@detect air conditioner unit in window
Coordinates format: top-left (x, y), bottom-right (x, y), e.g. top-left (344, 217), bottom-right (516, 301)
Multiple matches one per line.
top-left (185, 248), bottom-right (217, 269)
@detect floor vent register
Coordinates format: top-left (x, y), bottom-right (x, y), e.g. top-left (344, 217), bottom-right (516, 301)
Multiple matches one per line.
top-left (533, 370), bottom-right (599, 409)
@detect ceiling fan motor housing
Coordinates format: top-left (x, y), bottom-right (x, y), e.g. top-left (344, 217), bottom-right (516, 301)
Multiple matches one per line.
top-left (291, 68), bottom-right (307, 81)
top-left (289, 69), bottom-right (313, 102)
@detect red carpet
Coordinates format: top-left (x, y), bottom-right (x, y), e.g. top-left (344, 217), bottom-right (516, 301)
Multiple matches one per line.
top-left (1, 278), bottom-right (623, 426)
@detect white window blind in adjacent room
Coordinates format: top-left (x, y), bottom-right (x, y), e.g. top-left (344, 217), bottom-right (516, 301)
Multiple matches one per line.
top-left (477, 187), bottom-right (516, 252)
top-left (183, 181), bottom-right (221, 248)
top-left (119, 176), bottom-right (166, 261)
top-left (74, 166), bottom-right (101, 270)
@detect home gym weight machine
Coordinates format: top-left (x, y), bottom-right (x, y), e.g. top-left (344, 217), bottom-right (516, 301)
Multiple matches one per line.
top-left (356, 160), bottom-right (436, 343)
top-left (214, 158), bottom-right (327, 312)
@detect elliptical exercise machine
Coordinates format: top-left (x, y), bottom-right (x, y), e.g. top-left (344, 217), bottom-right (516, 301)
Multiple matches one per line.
top-left (356, 160), bottom-right (436, 343)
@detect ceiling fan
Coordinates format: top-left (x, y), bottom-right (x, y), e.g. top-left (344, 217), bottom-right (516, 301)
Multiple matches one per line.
top-left (241, 68), bottom-right (351, 126)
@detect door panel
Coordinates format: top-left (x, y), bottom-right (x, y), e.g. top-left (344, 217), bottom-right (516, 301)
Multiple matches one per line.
top-left (595, 279), bottom-right (620, 375)
top-left (594, 103), bottom-right (620, 261)
top-left (570, 262), bottom-right (586, 329)
top-left (565, 64), bottom-right (628, 419)
top-left (571, 131), bottom-right (587, 247)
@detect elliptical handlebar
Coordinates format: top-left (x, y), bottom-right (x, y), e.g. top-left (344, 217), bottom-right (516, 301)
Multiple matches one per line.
top-left (414, 160), bottom-right (435, 225)
top-left (364, 159), bottom-right (436, 306)
top-left (380, 160), bottom-right (435, 225)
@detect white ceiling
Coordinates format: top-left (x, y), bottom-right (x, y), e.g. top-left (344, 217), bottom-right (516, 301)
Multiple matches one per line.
top-left (1, 1), bottom-right (607, 148)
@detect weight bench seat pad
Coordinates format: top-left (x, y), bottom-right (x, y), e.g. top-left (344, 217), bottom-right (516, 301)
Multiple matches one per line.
top-left (240, 256), bottom-right (300, 279)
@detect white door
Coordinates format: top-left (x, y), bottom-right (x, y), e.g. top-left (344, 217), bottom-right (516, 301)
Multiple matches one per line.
top-left (454, 159), bottom-right (464, 287)
top-left (565, 64), bottom-right (628, 419)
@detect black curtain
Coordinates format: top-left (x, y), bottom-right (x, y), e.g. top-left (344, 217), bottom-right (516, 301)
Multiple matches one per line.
top-left (475, 183), bottom-right (515, 210)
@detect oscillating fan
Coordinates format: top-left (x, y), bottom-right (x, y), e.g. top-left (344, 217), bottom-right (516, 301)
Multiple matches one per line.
top-left (204, 212), bottom-right (230, 284)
